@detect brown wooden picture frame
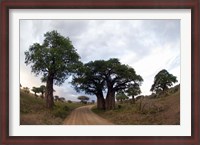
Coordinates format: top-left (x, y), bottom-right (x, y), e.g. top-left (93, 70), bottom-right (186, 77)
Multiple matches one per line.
top-left (0, 0), bottom-right (199, 144)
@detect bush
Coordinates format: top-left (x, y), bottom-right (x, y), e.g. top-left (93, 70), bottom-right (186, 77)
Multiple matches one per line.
top-left (118, 105), bottom-right (122, 109)
top-left (52, 105), bottom-right (69, 119)
top-left (67, 100), bottom-right (72, 103)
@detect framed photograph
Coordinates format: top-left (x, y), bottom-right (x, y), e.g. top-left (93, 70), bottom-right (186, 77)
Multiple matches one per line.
top-left (1, 0), bottom-right (199, 144)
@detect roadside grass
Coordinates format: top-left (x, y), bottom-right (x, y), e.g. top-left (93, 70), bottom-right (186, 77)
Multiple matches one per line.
top-left (20, 90), bottom-right (84, 125)
top-left (92, 86), bottom-right (180, 125)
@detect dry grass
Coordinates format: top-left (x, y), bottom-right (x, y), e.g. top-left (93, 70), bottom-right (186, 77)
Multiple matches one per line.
top-left (92, 86), bottom-right (180, 125)
top-left (20, 90), bottom-right (84, 125)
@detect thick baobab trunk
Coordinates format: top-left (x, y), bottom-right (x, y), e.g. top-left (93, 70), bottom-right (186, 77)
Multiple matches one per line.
top-left (96, 91), bottom-right (105, 110)
top-left (45, 74), bottom-right (54, 109)
top-left (97, 95), bottom-right (105, 110)
top-left (105, 90), bottom-right (115, 110)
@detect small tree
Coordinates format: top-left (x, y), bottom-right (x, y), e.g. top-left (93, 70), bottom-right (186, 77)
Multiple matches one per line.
top-left (38, 85), bottom-right (46, 98)
top-left (77, 96), bottom-right (89, 104)
top-left (150, 69), bottom-right (178, 93)
top-left (68, 100), bottom-right (72, 103)
top-left (23, 87), bottom-right (30, 94)
top-left (116, 92), bottom-right (128, 103)
top-left (31, 87), bottom-right (40, 96)
top-left (59, 97), bottom-right (65, 102)
top-left (126, 83), bottom-right (141, 104)
top-left (54, 95), bottom-right (59, 101)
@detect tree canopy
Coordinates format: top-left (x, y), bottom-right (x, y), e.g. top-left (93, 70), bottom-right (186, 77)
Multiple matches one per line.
top-left (38, 85), bottom-right (46, 98)
top-left (116, 92), bottom-right (129, 103)
top-left (31, 87), bottom-right (40, 96)
top-left (72, 58), bottom-right (143, 110)
top-left (77, 96), bottom-right (90, 104)
top-left (150, 69), bottom-right (178, 93)
top-left (25, 30), bottom-right (80, 108)
top-left (126, 83), bottom-right (141, 103)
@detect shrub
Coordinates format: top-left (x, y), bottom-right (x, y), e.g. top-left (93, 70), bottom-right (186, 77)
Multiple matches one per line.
top-left (67, 100), bottom-right (72, 103)
top-left (52, 105), bottom-right (69, 119)
top-left (118, 105), bottom-right (122, 109)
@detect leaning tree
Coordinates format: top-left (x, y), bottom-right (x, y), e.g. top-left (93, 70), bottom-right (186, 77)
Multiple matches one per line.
top-left (25, 30), bottom-right (80, 109)
top-left (150, 69), bottom-right (178, 93)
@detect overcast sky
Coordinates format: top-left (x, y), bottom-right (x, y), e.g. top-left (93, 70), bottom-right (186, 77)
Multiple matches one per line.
top-left (20, 20), bottom-right (180, 101)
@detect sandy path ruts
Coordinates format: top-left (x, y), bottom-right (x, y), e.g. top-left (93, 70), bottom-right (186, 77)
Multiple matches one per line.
top-left (63, 105), bottom-right (113, 125)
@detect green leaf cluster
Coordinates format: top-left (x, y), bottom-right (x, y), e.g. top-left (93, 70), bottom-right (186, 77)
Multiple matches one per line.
top-left (25, 30), bottom-right (80, 86)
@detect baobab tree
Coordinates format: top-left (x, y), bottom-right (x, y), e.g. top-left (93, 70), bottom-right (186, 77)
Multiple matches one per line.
top-left (150, 69), bottom-right (177, 93)
top-left (25, 30), bottom-right (80, 109)
top-left (72, 62), bottom-right (106, 109)
top-left (72, 58), bottom-right (143, 110)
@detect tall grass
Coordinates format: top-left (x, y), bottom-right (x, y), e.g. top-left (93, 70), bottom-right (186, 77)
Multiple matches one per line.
top-left (92, 86), bottom-right (180, 125)
top-left (20, 90), bottom-right (84, 125)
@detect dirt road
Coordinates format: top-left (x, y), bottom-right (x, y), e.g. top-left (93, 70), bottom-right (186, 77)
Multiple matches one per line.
top-left (63, 105), bottom-right (113, 125)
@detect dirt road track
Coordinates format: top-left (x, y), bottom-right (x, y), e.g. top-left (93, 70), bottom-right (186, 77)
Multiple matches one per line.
top-left (63, 105), bottom-right (113, 125)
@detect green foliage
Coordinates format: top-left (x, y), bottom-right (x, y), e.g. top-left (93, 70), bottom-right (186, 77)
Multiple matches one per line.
top-left (54, 96), bottom-right (65, 102)
top-left (38, 85), bottom-right (46, 96)
top-left (150, 69), bottom-right (178, 93)
top-left (126, 83), bottom-right (141, 97)
top-left (116, 92), bottom-right (128, 103)
top-left (31, 87), bottom-right (40, 96)
top-left (25, 30), bottom-right (80, 86)
top-left (72, 62), bottom-right (105, 95)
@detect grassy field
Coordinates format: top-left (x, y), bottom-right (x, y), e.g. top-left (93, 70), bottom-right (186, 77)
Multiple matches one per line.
top-left (20, 90), bottom-right (84, 125)
top-left (92, 86), bottom-right (180, 125)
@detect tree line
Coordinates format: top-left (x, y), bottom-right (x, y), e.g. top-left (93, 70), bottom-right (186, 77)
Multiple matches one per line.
top-left (24, 30), bottom-right (177, 110)
top-left (20, 84), bottom-right (67, 102)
